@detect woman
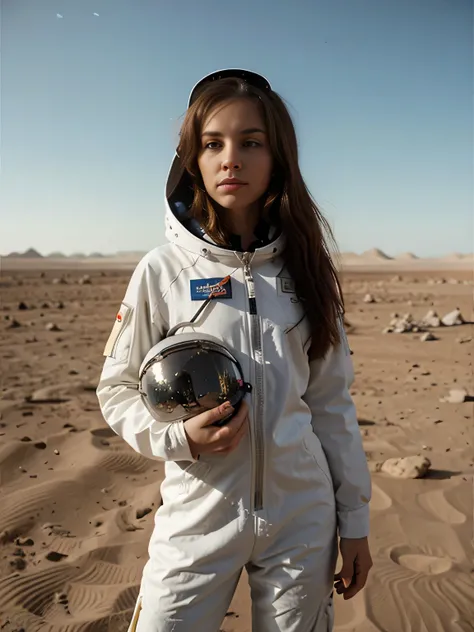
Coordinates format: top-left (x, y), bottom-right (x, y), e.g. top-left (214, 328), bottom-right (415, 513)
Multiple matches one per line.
top-left (97, 69), bottom-right (372, 632)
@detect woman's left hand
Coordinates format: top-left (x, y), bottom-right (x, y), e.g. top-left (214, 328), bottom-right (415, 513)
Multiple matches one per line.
top-left (334, 536), bottom-right (373, 600)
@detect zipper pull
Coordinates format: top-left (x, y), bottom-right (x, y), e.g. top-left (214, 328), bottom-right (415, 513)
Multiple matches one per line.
top-left (243, 253), bottom-right (257, 314)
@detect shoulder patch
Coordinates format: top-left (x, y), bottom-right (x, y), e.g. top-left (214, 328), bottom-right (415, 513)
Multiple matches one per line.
top-left (103, 303), bottom-right (133, 358)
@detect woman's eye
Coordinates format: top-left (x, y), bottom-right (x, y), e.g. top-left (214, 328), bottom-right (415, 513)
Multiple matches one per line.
top-left (204, 140), bottom-right (261, 150)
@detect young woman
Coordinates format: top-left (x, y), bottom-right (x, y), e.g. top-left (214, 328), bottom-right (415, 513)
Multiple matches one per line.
top-left (97, 69), bottom-right (372, 632)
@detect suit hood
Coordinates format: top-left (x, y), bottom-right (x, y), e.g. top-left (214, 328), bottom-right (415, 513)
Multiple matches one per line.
top-left (163, 69), bottom-right (284, 265)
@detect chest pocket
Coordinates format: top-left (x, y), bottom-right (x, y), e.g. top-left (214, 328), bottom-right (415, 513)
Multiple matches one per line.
top-left (262, 275), bottom-right (311, 352)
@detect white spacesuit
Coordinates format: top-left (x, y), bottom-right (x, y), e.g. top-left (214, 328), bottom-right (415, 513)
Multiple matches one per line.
top-left (97, 69), bottom-right (371, 632)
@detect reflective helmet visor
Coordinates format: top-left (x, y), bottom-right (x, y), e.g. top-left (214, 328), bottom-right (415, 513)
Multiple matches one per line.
top-left (140, 339), bottom-right (246, 423)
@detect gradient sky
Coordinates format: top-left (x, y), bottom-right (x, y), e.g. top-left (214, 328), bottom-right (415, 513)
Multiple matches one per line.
top-left (2, 0), bottom-right (472, 257)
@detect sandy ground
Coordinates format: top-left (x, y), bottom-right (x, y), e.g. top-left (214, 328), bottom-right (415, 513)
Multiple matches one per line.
top-left (0, 261), bottom-right (473, 632)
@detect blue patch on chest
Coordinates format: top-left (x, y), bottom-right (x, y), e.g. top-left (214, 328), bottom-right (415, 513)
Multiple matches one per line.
top-left (190, 277), bottom-right (233, 301)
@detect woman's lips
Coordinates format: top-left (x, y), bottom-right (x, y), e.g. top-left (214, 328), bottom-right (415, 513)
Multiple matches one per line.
top-left (218, 183), bottom-right (247, 192)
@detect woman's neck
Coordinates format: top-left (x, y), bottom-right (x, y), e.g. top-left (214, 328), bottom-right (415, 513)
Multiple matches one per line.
top-left (224, 205), bottom-right (259, 251)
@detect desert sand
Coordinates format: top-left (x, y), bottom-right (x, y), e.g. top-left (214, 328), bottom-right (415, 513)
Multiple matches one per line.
top-left (0, 257), bottom-right (473, 631)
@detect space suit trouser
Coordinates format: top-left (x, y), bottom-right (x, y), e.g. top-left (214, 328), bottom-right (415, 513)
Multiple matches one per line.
top-left (128, 499), bottom-right (338, 632)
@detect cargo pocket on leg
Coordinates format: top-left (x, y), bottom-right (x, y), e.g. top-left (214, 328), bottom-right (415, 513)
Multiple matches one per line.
top-left (128, 596), bottom-right (142, 632)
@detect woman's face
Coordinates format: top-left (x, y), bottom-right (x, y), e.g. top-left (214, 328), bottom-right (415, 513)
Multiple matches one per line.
top-left (197, 98), bottom-right (273, 215)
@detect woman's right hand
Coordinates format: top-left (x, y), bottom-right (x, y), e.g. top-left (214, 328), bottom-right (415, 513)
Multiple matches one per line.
top-left (184, 400), bottom-right (249, 459)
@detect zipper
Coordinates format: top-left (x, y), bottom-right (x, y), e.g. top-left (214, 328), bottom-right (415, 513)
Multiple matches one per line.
top-left (242, 252), bottom-right (265, 511)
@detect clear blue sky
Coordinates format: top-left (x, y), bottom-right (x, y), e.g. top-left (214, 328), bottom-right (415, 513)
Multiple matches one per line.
top-left (2, 0), bottom-right (472, 257)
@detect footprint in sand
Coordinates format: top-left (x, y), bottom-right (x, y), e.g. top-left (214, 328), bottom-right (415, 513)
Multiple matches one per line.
top-left (390, 546), bottom-right (453, 575)
top-left (417, 488), bottom-right (467, 525)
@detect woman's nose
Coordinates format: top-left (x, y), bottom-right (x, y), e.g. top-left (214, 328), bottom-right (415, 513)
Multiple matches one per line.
top-left (222, 152), bottom-right (242, 171)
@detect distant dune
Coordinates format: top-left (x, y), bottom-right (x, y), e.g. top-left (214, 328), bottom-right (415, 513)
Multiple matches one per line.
top-left (1, 247), bottom-right (472, 272)
top-left (360, 248), bottom-right (393, 260)
top-left (442, 252), bottom-right (472, 262)
top-left (5, 248), bottom-right (43, 259)
top-left (395, 252), bottom-right (419, 260)
top-left (340, 251), bottom-right (359, 259)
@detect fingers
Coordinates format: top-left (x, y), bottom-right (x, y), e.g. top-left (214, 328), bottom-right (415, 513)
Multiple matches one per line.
top-left (214, 412), bottom-right (248, 454)
top-left (201, 401), bottom-right (235, 427)
top-left (334, 557), bottom-right (373, 600)
top-left (346, 555), bottom-right (372, 599)
top-left (334, 565), bottom-right (354, 598)
top-left (342, 571), bottom-right (364, 600)
top-left (215, 401), bottom-right (248, 439)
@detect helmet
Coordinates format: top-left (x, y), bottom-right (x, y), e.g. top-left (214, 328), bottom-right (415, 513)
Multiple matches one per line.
top-left (139, 333), bottom-right (251, 427)
top-left (188, 68), bottom-right (271, 107)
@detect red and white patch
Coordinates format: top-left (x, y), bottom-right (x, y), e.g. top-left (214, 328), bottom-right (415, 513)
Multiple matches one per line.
top-left (103, 303), bottom-right (132, 357)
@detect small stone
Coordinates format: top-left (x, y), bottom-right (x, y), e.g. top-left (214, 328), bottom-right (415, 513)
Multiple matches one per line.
top-left (20, 436), bottom-right (32, 442)
top-left (440, 388), bottom-right (468, 404)
top-left (46, 322), bottom-right (62, 332)
top-left (18, 302), bottom-right (29, 310)
top-left (441, 308), bottom-right (465, 327)
top-left (456, 336), bottom-right (472, 344)
top-left (15, 537), bottom-right (34, 547)
top-left (53, 449), bottom-right (60, 455)
top-left (12, 547), bottom-right (26, 557)
top-left (371, 456), bottom-right (431, 479)
top-left (420, 332), bottom-right (438, 342)
top-left (363, 293), bottom-right (375, 304)
top-left (46, 551), bottom-right (68, 562)
top-left (7, 319), bottom-right (22, 329)
top-left (79, 275), bottom-right (92, 285)
top-left (420, 309), bottom-right (441, 328)
top-left (10, 557), bottom-right (27, 570)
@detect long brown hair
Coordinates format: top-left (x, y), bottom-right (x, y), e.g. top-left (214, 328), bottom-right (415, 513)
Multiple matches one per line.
top-left (177, 77), bottom-right (344, 360)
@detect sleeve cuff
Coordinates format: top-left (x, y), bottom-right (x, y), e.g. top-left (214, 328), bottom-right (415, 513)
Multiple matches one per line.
top-left (337, 504), bottom-right (370, 539)
top-left (164, 420), bottom-right (197, 462)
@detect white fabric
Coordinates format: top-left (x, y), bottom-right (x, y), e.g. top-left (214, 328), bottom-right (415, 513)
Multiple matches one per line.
top-left (97, 200), bottom-right (371, 631)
